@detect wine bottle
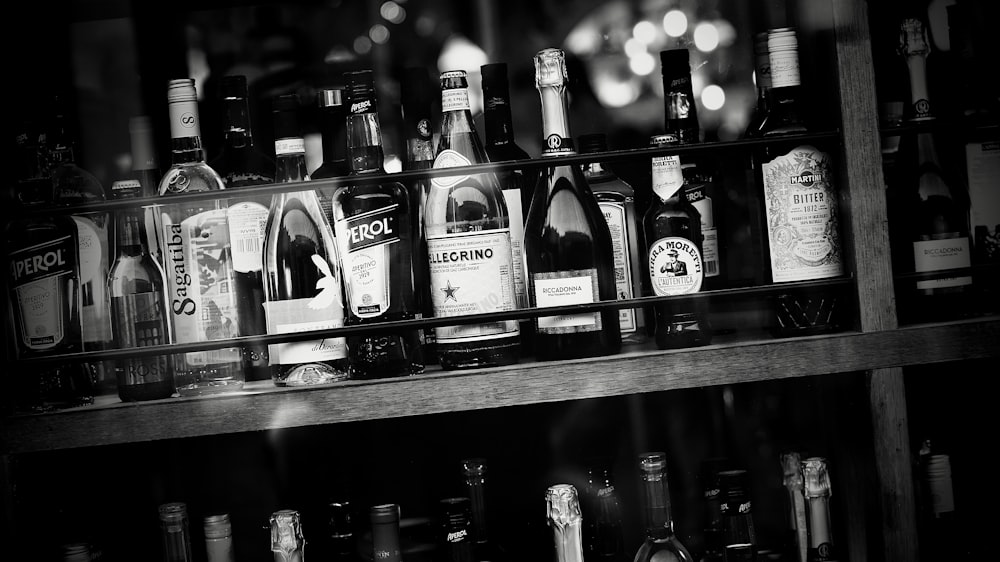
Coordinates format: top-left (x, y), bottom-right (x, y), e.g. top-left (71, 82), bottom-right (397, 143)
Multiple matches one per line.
top-left (329, 501), bottom-right (361, 561)
top-left (262, 94), bottom-right (350, 386)
top-left (271, 509), bottom-right (305, 562)
top-left (581, 462), bottom-right (625, 562)
top-left (158, 78), bottom-right (245, 396)
top-left (547, 484), bottom-right (585, 562)
top-left (745, 33), bottom-right (773, 139)
top-left (717, 470), bottom-right (757, 562)
top-left (203, 514), bottom-right (235, 562)
top-left (579, 133), bottom-right (648, 346)
top-left (332, 70), bottom-right (423, 378)
top-left (427, 69), bottom-right (520, 369)
top-left (371, 504), bottom-right (403, 562)
top-left (633, 452), bottom-right (694, 562)
top-left (439, 497), bottom-right (476, 562)
top-left (524, 48), bottom-right (621, 361)
top-left (159, 502), bottom-right (193, 562)
top-left (800, 458), bottom-right (840, 562)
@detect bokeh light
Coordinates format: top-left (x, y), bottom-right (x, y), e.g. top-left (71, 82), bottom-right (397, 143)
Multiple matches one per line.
top-left (624, 38), bottom-right (646, 58)
top-left (369, 24), bottom-right (390, 44)
top-left (380, 1), bottom-right (406, 24)
top-left (629, 51), bottom-right (656, 76)
top-left (701, 84), bottom-right (726, 110)
top-left (694, 22), bottom-right (720, 52)
top-left (662, 10), bottom-right (688, 38)
top-left (633, 20), bottom-right (657, 44)
top-left (353, 36), bottom-right (372, 54)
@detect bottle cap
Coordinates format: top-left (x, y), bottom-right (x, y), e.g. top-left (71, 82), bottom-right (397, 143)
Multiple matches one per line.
top-left (319, 88), bottom-right (344, 108)
top-left (481, 62), bottom-right (510, 90)
top-left (203, 513), bottom-right (232, 539)
top-left (545, 484), bottom-right (581, 529)
top-left (638, 451), bottom-right (667, 474)
top-left (781, 451), bottom-right (804, 489)
top-left (699, 457), bottom-right (731, 498)
top-left (649, 133), bottom-right (679, 147)
top-left (577, 133), bottom-right (608, 154)
top-left (534, 48), bottom-right (567, 88)
top-left (345, 70), bottom-right (377, 113)
top-left (801, 457), bottom-right (832, 498)
top-left (370, 503), bottom-right (401, 525)
top-left (767, 28), bottom-right (798, 55)
top-left (166, 79), bottom-right (197, 104)
top-left (897, 18), bottom-right (930, 58)
top-left (659, 48), bottom-right (691, 74)
top-left (461, 457), bottom-right (487, 477)
top-left (159, 502), bottom-right (188, 523)
top-left (270, 509), bottom-right (304, 553)
top-left (220, 75), bottom-right (248, 99)
top-left (440, 70), bottom-right (470, 91)
top-left (328, 501), bottom-right (354, 538)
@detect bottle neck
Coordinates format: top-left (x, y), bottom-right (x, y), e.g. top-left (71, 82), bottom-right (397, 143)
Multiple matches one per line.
top-left (483, 88), bottom-right (516, 146)
top-left (663, 72), bottom-right (700, 143)
top-left (551, 515), bottom-right (585, 562)
top-left (222, 95), bottom-right (254, 149)
top-left (804, 495), bottom-right (833, 550)
top-left (537, 83), bottom-right (575, 156)
top-left (371, 519), bottom-right (402, 562)
top-left (441, 86), bottom-right (477, 135)
top-left (275, 136), bottom-right (309, 183)
top-left (169, 98), bottom-right (207, 164)
top-left (463, 474), bottom-right (489, 543)
top-left (904, 52), bottom-right (933, 121)
top-left (113, 195), bottom-right (149, 256)
top-left (583, 160), bottom-right (611, 179)
top-left (320, 105), bottom-right (348, 163)
top-left (640, 472), bottom-right (676, 540)
top-left (651, 154), bottom-right (684, 202)
top-left (347, 111), bottom-right (386, 174)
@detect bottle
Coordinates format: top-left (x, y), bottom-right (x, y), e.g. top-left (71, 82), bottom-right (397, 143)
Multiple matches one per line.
top-left (897, 17), bottom-right (973, 323)
top-left (439, 497), bottom-right (475, 562)
top-left (332, 70), bottom-right (423, 378)
top-left (800, 458), bottom-right (840, 562)
top-left (546, 484), bottom-right (585, 562)
top-left (660, 49), bottom-right (700, 144)
top-left (753, 28), bottom-right (846, 336)
top-left (581, 463), bottom-right (625, 562)
top-left (204, 514), bottom-right (235, 562)
top-left (312, 87), bottom-right (350, 220)
top-left (717, 470), bottom-right (757, 562)
top-left (579, 133), bottom-right (647, 346)
top-left (645, 134), bottom-right (712, 349)
top-left (271, 509), bottom-right (305, 562)
top-left (127, 115), bottom-right (165, 264)
top-left (159, 502), bottom-right (193, 562)
top-left (262, 94), bottom-right (350, 386)
top-left (525, 48), bottom-right (621, 361)
top-left (745, 33), bottom-right (773, 139)
top-left (780, 452), bottom-right (807, 562)
top-left (371, 504), bottom-right (403, 562)
top-left (698, 458), bottom-right (731, 562)
top-left (427, 69), bottom-right (520, 369)
top-left (211, 74), bottom-right (275, 381)
top-left (158, 79), bottom-right (245, 395)
top-left (461, 458), bottom-right (503, 561)
top-left (329, 501), bottom-right (359, 561)
top-left (107, 178), bottom-right (174, 401)
top-left (633, 452), bottom-right (694, 562)
top-left (916, 442), bottom-right (959, 561)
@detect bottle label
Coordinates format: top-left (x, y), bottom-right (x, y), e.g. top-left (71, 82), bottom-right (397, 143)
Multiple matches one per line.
top-left (599, 201), bottom-right (637, 333)
top-left (685, 187), bottom-right (719, 278)
top-left (441, 88), bottom-right (472, 112)
top-left (335, 205), bottom-right (400, 319)
top-left (808, 543), bottom-right (836, 561)
top-left (168, 98), bottom-right (201, 139)
top-left (652, 155), bottom-right (684, 201)
top-left (275, 137), bottom-right (306, 156)
top-left (161, 209), bottom-right (242, 365)
top-left (649, 236), bottom-right (704, 295)
top-left (427, 229), bottom-right (519, 343)
top-left (263, 296), bottom-right (347, 365)
top-left (533, 269), bottom-right (602, 333)
top-left (761, 145), bottom-right (843, 282)
top-left (502, 179), bottom-right (528, 309)
top-left (769, 49), bottom-right (801, 89)
top-left (431, 149), bottom-right (472, 189)
top-left (228, 200), bottom-right (270, 273)
top-left (913, 236), bottom-right (972, 290)
top-left (111, 292), bottom-right (170, 385)
top-left (10, 234), bottom-right (76, 351)
top-left (73, 215), bottom-right (112, 345)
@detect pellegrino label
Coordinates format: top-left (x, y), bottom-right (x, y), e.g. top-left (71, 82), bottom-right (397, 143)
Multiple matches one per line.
top-left (599, 201), bottom-right (637, 333)
top-left (9, 234), bottom-right (77, 351)
top-left (649, 237), bottom-right (703, 296)
top-left (432, 149), bottom-right (472, 189)
top-left (761, 146), bottom-right (844, 282)
top-left (685, 185), bottom-right (720, 278)
top-left (227, 200), bottom-right (269, 274)
top-left (532, 269), bottom-right (602, 333)
top-left (335, 205), bottom-right (399, 319)
top-left (427, 229), bottom-right (519, 343)
top-left (913, 236), bottom-right (971, 291)
top-left (263, 255), bottom-right (347, 364)
top-left (72, 215), bottom-right (112, 344)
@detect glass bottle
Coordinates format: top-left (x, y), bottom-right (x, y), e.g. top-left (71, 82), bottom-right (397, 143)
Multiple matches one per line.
top-left (204, 514), bottom-right (235, 562)
top-left (427, 69), bottom-right (520, 369)
top-left (780, 452), bottom-right (807, 562)
top-left (371, 504), bottom-right (403, 562)
top-left (582, 463), bottom-right (625, 562)
top-left (312, 87), bottom-right (350, 220)
top-left (753, 28), bottom-right (846, 337)
top-left (107, 178), bottom-right (174, 401)
top-left (547, 484), bottom-right (585, 562)
top-left (211, 74), bottom-right (275, 381)
top-left (332, 70), bottom-right (423, 378)
top-left (745, 33), bottom-right (773, 139)
top-left (801, 458), bottom-right (840, 562)
top-left (271, 509), bottom-right (305, 562)
top-left (717, 470), bottom-right (757, 562)
top-left (262, 94), bottom-right (350, 386)
top-left (698, 457), bottom-right (731, 562)
top-left (158, 78), bottom-right (245, 396)
top-left (525, 48), bottom-right (621, 361)
top-left (439, 497), bottom-right (476, 562)
top-left (127, 115), bottom-right (165, 265)
top-left (645, 134), bottom-right (712, 349)
top-left (160, 502), bottom-right (193, 562)
top-left (917, 443), bottom-right (957, 562)
top-left (634, 452), bottom-right (694, 562)
top-left (461, 458), bottom-right (503, 561)
top-left (329, 501), bottom-right (359, 561)
top-left (579, 133), bottom-right (647, 345)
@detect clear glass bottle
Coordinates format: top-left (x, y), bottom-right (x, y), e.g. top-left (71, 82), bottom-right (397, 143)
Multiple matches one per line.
top-left (744, 33), bottom-right (773, 139)
top-left (332, 70), bottom-right (423, 378)
top-left (440, 497), bottom-right (476, 562)
top-left (525, 48), bottom-right (621, 361)
top-left (271, 509), bottom-right (305, 562)
top-left (579, 133), bottom-right (647, 345)
top-left (582, 463), bottom-right (625, 562)
top-left (204, 514), bottom-right (235, 562)
top-left (160, 502), bottom-right (193, 562)
top-left (801, 458), bottom-right (840, 562)
top-left (262, 94), bottom-right (350, 386)
top-left (633, 452), bottom-right (694, 562)
top-left (427, 69), bottom-right (520, 369)
top-left (158, 78), bottom-right (245, 396)
top-left (717, 470), bottom-right (757, 562)
top-left (547, 484), bottom-right (585, 562)
top-left (371, 504), bottom-right (403, 562)
top-left (780, 452), bottom-right (807, 562)
top-left (107, 178), bottom-right (174, 401)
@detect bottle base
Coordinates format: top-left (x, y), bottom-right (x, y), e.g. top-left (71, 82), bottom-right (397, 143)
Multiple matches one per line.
top-left (118, 380), bottom-right (175, 402)
top-left (272, 362), bottom-right (350, 386)
top-left (176, 379), bottom-right (245, 397)
top-left (348, 332), bottom-right (425, 379)
top-left (436, 338), bottom-right (520, 370)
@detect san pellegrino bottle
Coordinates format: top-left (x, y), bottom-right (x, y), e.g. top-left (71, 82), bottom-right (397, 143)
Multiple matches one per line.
top-left (203, 514), bottom-right (235, 562)
top-left (159, 502), bottom-right (193, 562)
top-left (371, 504), bottom-right (403, 562)
top-left (158, 78), bottom-right (245, 396)
top-left (801, 458), bottom-right (840, 562)
top-left (547, 484), bottom-right (585, 562)
top-left (633, 452), bottom-right (694, 562)
top-left (332, 70), bottom-right (423, 378)
top-left (525, 48), bottom-right (621, 361)
top-left (262, 94), bottom-right (350, 386)
top-left (717, 470), bottom-right (757, 562)
top-left (582, 462), bottom-right (626, 562)
top-left (439, 497), bottom-right (476, 562)
top-left (427, 69), bottom-right (520, 369)
top-left (271, 509), bottom-right (305, 562)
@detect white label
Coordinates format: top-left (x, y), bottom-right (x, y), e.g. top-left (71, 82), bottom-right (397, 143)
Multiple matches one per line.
top-left (761, 145), bottom-right (844, 282)
top-left (15, 276), bottom-right (66, 351)
top-left (228, 201), bottom-right (269, 273)
top-left (649, 236), bottom-right (704, 296)
top-left (689, 194), bottom-right (719, 278)
top-left (441, 88), bottom-right (471, 112)
top-left (967, 141), bottom-right (1000, 234)
top-left (769, 50), bottom-right (801, 88)
top-left (652, 155), bottom-right (684, 201)
top-left (168, 99), bottom-right (201, 139)
top-left (427, 229), bottom-right (519, 343)
top-left (263, 298), bottom-right (347, 364)
top-left (335, 207), bottom-right (397, 320)
top-left (275, 138), bottom-right (306, 156)
top-left (913, 236), bottom-right (972, 290)
top-left (533, 269), bottom-right (601, 333)
top-left (431, 149), bottom-right (472, 189)
top-left (599, 201), bottom-right (636, 333)
top-left (503, 188), bottom-right (528, 309)
top-left (73, 215), bottom-right (112, 344)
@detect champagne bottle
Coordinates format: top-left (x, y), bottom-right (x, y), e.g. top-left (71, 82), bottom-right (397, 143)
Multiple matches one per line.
top-left (717, 470), bottom-right (757, 562)
top-left (271, 509), bottom-right (305, 562)
top-left (371, 504), bottom-right (403, 562)
top-left (547, 484), bottom-right (585, 562)
top-left (801, 458), bottom-right (840, 562)
top-left (262, 94), bottom-right (350, 386)
top-left (633, 452), bottom-right (694, 562)
top-left (525, 48), bottom-right (621, 361)
top-left (160, 502), bottom-right (193, 562)
top-left (203, 514), bottom-right (235, 562)
top-left (427, 69), bottom-right (520, 369)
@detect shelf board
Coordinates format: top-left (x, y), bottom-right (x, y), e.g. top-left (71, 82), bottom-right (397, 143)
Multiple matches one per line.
top-left (2, 317), bottom-right (997, 454)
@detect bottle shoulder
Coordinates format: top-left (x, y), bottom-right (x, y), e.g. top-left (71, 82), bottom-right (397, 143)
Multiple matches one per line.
top-left (158, 161), bottom-right (226, 195)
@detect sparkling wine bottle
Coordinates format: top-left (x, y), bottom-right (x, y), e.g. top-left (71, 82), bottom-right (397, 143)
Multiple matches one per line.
top-left (271, 509), bottom-right (305, 562)
top-left (633, 452), bottom-right (694, 562)
top-left (801, 458), bottom-right (841, 562)
top-left (547, 484), bottom-right (585, 562)
top-left (203, 514), bottom-right (235, 562)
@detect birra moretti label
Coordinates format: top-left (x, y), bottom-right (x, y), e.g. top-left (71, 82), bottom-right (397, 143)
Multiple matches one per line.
top-left (10, 234), bottom-right (77, 351)
top-left (761, 146), bottom-right (843, 282)
top-left (335, 205), bottom-right (399, 319)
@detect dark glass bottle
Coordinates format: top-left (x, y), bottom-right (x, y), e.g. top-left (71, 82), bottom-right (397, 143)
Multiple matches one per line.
top-left (329, 501), bottom-right (360, 561)
top-left (127, 115), bottom-right (165, 264)
top-left (439, 497), bottom-right (476, 562)
top-left (427, 69), bottom-right (520, 369)
top-left (263, 94), bottom-right (350, 386)
top-left (107, 179), bottom-right (174, 401)
top-left (801, 458), bottom-right (840, 562)
top-left (461, 458), bottom-right (505, 561)
top-left (332, 70), bottom-right (423, 378)
top-left (582, 463), bottom-right (625, 562)
top-left (745, 33), bottom-right (773, 139)
top-left (312, 87), bottom-right (350, 220)
top-left (699, 457), bottom-right (732, 562)
top-left (718, 470), bottom-right (757, 562)
top-left (525, 48), bottom-right (621, 361)
top-left (159, 502), bottom-right (194, 562)
top-left (271, 509), bottom-right (306, 562)
top-left (660, 49), bottom-right (700, 144)
top-left (633, 452), bottom-right (694, 562)
top-left (371, 504), bottom-right (403, 562)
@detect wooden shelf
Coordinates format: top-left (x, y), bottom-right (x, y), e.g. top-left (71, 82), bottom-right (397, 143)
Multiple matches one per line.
top-left (3, 317), bottom-right (996, 454)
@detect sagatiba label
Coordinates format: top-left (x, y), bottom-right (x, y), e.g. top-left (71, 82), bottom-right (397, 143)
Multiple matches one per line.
top-left (335, 205), bottom-right (399, 318)
top-left (10, 234), bottom-right (76, 351)
top-left (649, 236), bottom-right (703, 296)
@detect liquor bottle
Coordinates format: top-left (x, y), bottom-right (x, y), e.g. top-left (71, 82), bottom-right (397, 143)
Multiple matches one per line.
top-left (660, 49), bottom-right (699, 144)
top-left (204, 514), bottom-right (235, 562)
top-left (160, 502), bottom-right (193, 562)
top-left (579, 133), bottom-right (647, 346)
top-left (753, 28), bottom-right (846, 336)
top-left (633, 452), bottom-right (694, 562)
top-left (271, 509), bottom-right (305, 562)
top-left (717, 470), bottom-right (757, 562)
top-left (211, 75), bottom-right (275, 381)
top-left (371, 504), bottom-right (403, 562)
top-left (312, 87), bottom-right (350, 220)
top-left (745, 33), bottom-right (773, 139)
top-left (645, 134), bottom-right (712, 349)
top-left (439, 497), bottom-right (476, 562)
top-left (262, 94), bottom-right (350, 386)
top-left (332, 70), bottom-right (423, 378)
top-left (461, 458), bottom-right (503, 561)
top-left (158, 78), bottom-right (245, 396)
top-left (127, 115), bottom-right (166, 265)
top-left (581, 463), bottom-right (625, 562)
top-left (547, 484), bottom-right (585, 562)
top-left (800, 458), bottom-right (840, 562)
top-left (896, 17), bottom-right (973, 323)
top-left (329, 501), bottom-right (359, 561)
top-left (699, 457), bottom-right (731, 562)
top-left (427, 69), bottom-right (520, 369)
top-left (780, 452), bottom-right (807, 562)
top-left (107, 178), bottom-right (174, 401)
top-left (525, 48), bottom-right (621, 361)
top-left (682, 162), bottom-right (722, 291)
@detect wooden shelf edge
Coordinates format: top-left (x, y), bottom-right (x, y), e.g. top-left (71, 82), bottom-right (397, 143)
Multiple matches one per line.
top-left (3, 317), bottom-right (997, 454)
